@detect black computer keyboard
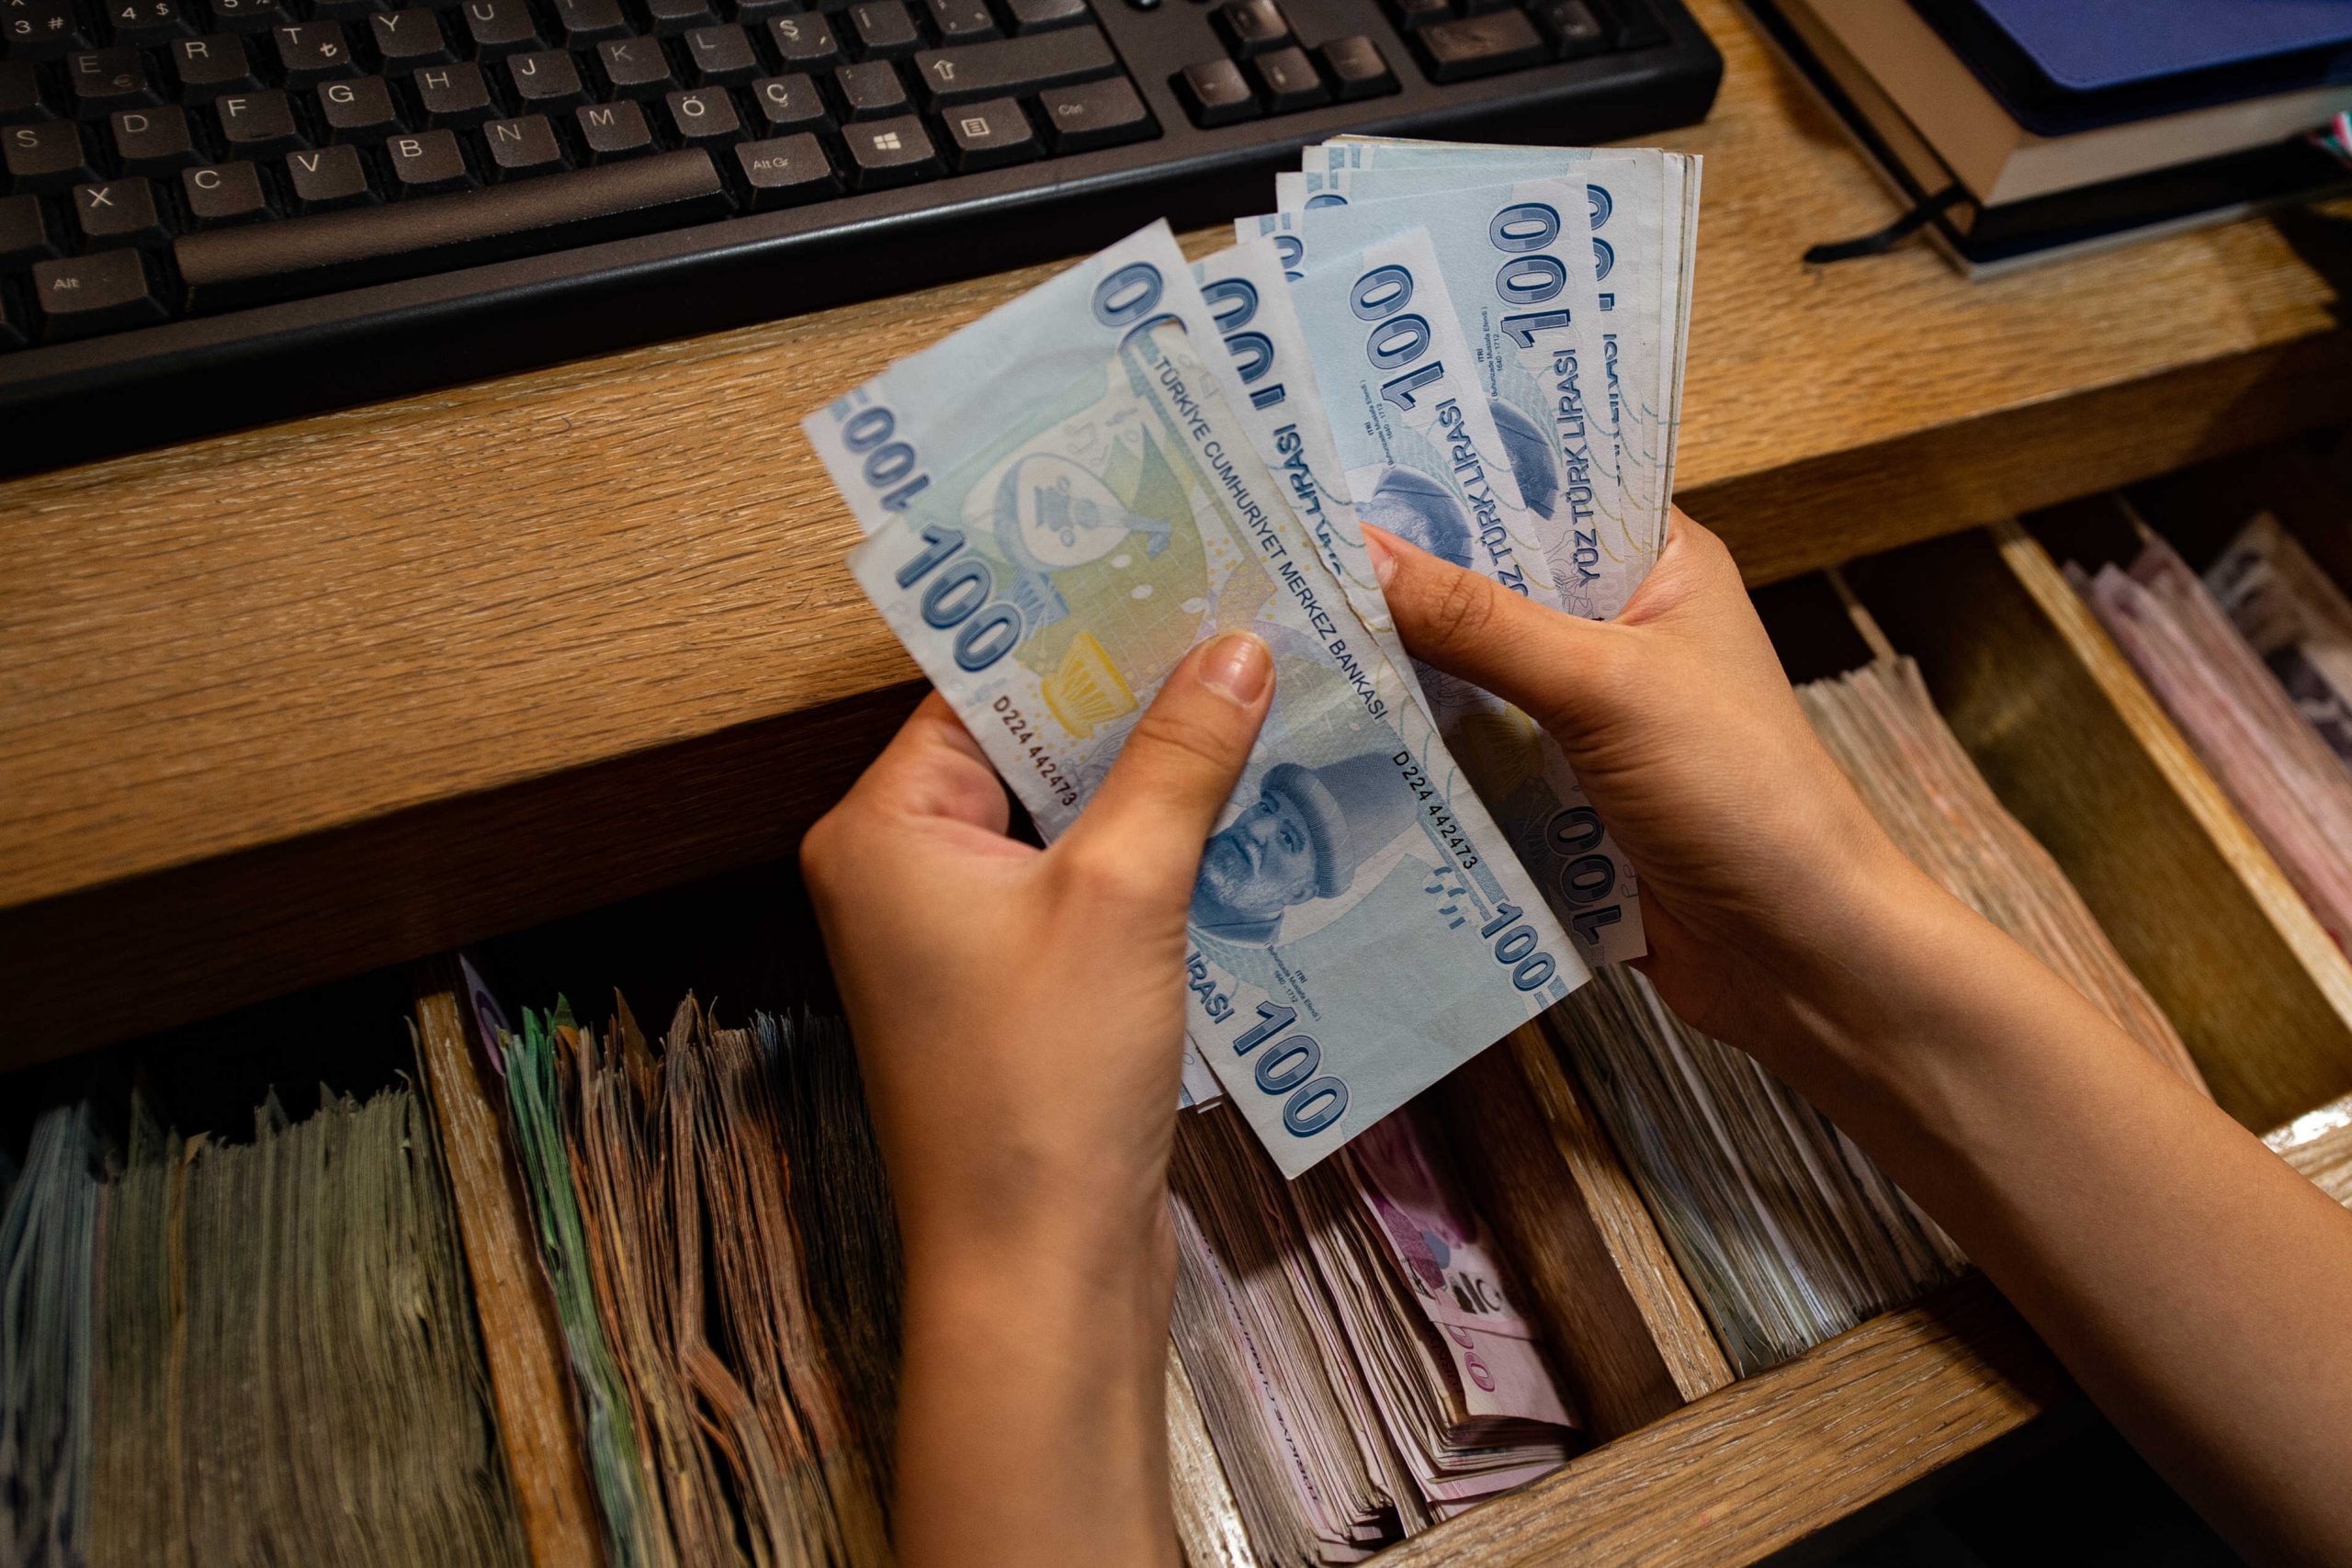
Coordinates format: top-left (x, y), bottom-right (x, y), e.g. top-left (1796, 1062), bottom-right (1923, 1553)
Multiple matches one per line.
top-left (0, 0), bottom-right (1716, 471)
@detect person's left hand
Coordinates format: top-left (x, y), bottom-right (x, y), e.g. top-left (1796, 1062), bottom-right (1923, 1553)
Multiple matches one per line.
top-left (803, 630), bottom-right (1274, 1283)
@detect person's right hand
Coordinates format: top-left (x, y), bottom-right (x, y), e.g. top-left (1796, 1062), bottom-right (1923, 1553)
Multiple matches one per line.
top-left (1362, 511), bottom-right (1949, 1070)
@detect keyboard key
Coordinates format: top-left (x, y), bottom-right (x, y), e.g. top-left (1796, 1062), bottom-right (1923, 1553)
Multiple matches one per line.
top-left (1037, 73), bottom-right (1148, 152)
top-left (506, 48), bottom-right (587, 109)
top-left (1250, 44), bottom-right (1323, 111)
top-left (285, 141), bottom-right (373, 207)
top-left (1385, 0), bottom-right (1449, 31)
top-left (551, 0), bottom-right (630, 44)
top-left (6, 0), bottom-right (92, 57)
top-left (1212, 0), bottom-right (1284, 55)
top-left (180, 159), bottom-right (269, 225)
top-left (597, 36), bottom-right (674, 96)
top-left (1004, 0), bottom-right (1086, 29)
top-left (481, 110), bottom-right (563, 175)
top-left (841, 112), bottom-right (935, 187)
top-left (31, 248), bottom-right (165, 340)
top-left (370, 7), bottom-right (454, 64)
top-left (662, 84), bottom-right (738, 142)
top-left (732, 0), bottom-right (797, 21)
top-left (732, 130), bottom-right (835, 206)
top-left (1417, 8), bottom-right (1544, 80)
top-left (65, 48), bottom-right (155, 118)
top-left (1317, 34), bottom-right (1394, 98)
top-left (684, 23), bottom-right (756, 83)
top-left (1532, 0), bottom-right (1602, 56)
top-left (415, 62), bottom-right (495, 126)
top-left (175, 148), bottom-right (729, 311)
top-left (847, 0), bottom-right (916, 55)
top-left (207, 0), bottom-right (293, 33)
top-left (766, 12), bottom-right (841, 69)
top-left (463, 0), bottom-right (543, 56)
top-left (386, 126), bottom-right (469, 189)
top-left (643, 0), bottom-right (717, 32)
top-left (1174, 57), bottom-right (1252, 126)
top-left (72, 175), bottom-right (168, 245)
top-left (216, 89), bottom-right (303, 155)
top-left (834, 59), bottom-right (905, 118)
top-left (4, 119), bottom-right (92, 193)
top-left (0, 191), bottom-right (58, 264)
top-left (320, 74), bottom-right (402, 140)
top-left (940, 94), bottom-right (1035, 169)
top-left (922, 0), bottom-right (995, 43)
top-left (0, 291), bottom-right (20, 347)
top-left (574, 96), bottom-right (652, 159)
top-left (910, 25), bottom-right (1112, 107)
top-left (112, 104), bottom-right (198, 169)
top-left (1596, 0), bottom-right (1663, 49)
top-left (749, 72), bottom-right (826, 130)
top-left (272, 22), bottom-right (356, 86)
top-left (168, 34), bottom-right (259, 100)
top-left (0, 59), bottom-right (40, 119)
top-left (105, 0), bottom-right (194, 47)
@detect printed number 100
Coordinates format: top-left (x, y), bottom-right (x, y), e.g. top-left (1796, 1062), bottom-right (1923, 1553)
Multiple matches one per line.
top-left (1230, 1002), bottom-right (1349, 1137)
top-left (893, 523), bottom-right (1026, 673)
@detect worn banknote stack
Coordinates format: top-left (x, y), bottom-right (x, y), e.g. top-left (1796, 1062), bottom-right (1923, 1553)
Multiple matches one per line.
top-left (2069, 517), bottom-right (2352, 952)
top-left (1552, 657), bottom-right (2211, 1374)
top-left (0, 1066), bottom-right (527, 1568)
top-left (489, 991), bottom-right (902, 1568)
top-left (806, 137), bottom-right (1699, 1178)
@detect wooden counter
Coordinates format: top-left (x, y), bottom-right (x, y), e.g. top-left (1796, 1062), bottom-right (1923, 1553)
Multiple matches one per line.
top-left (5, 0), bottom-right (2349, 1058)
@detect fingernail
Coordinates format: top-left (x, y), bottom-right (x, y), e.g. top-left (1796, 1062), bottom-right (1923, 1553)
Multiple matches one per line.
top-left (1199, 632), bottom-right (1272, 705)
top-left (1362, 525), bottom-right (1399, 588)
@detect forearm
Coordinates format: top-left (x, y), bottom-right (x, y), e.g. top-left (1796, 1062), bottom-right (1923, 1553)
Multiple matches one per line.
top-left (1780, 879), bottom-right (2352, 1562)
top-left (891, 1221), bottom-right (1182, 1568)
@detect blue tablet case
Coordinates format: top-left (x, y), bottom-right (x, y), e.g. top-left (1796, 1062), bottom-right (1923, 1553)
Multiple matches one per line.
top-left (1908, 0), bottom-right (2352, 131)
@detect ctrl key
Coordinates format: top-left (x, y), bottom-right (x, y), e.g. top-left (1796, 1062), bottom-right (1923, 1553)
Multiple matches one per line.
top-left (31, 248), bottom-right (168, 341)
top-left (733, 133), bottom-right (841, 209)
top-left (1038, 74), bottom-right (1153, 153)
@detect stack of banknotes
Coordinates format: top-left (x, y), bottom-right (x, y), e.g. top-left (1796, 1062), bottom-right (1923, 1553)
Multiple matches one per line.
top-left (491, 990), bottom-right (899, 1568)
top-left (2070, 519), bottom-right (2352, 952)
top-left (0, 1069), bottom-right (527, 1568)
top-left (1555, 657), bottom-right (2209, 1373)
top-left (1171, 1099), bottom-right (1575, 1563)
top-left (806, 137), bottom-right (1700, 1175)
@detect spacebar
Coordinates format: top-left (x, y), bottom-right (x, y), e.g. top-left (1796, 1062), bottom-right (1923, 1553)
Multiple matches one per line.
top-left (175, 150), bottom-right (732, 314)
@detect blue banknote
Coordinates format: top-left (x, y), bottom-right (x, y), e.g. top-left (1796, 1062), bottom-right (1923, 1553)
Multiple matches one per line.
top-left (1294, 140), bottom-right (1698, 575)
top-left (1251, 183), bottom-right (1633, 621)
top-left (803, 221), bottom-right (1229, 535)
top-left (1192, 239), bottom-right (1419, 703)
top-left (843, 320), bottom-right (1585, 1174)
top-left (1284, 227), bottom-right (1646, 964)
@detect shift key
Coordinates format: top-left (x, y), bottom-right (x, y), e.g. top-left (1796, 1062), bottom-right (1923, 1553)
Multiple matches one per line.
top-left (912, 26), bottom-right (1114, 107)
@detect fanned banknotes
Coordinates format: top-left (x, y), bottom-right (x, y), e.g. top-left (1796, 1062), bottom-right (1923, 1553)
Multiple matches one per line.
top-left (838, 310), bottom-right (1584, 1174)
top-left (807, 137), bottom-right (1701, 1169)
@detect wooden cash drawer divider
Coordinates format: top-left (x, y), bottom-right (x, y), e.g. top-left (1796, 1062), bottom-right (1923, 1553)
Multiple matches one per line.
top-left (1845, 513), bottom-right (2352, 1134)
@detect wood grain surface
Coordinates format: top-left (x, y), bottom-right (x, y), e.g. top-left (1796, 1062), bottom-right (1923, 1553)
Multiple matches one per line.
top-left (413, 969), bottom-right (607, 1568)
top-left (1373, 1276), bottom-right (2067, 1567)
top-left (5, 0), bottom-right (2350, 1056)
top-left (1850, 521), bottom-right (2352, 1134)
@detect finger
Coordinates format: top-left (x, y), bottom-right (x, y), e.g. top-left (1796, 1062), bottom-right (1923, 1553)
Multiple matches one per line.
top-left (1056, 632), bottom-right (1274, 898)
top-left (1363, 524), bottom-right (1611, 735)
top-left (839, 691), bottom-right (1011, 836)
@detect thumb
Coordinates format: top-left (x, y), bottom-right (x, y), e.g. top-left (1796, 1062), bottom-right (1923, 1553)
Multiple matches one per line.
top-left (1363, 525), bottom-right (1612, 736)
top-left (1055, 632), bottom-right (1275, 898)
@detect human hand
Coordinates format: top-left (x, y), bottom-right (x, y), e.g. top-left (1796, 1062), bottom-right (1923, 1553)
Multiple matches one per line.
top-left (803, 631), bottom-right (1274, 1277)
top-left (1363, 511), bottom-right (1946, 1072)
